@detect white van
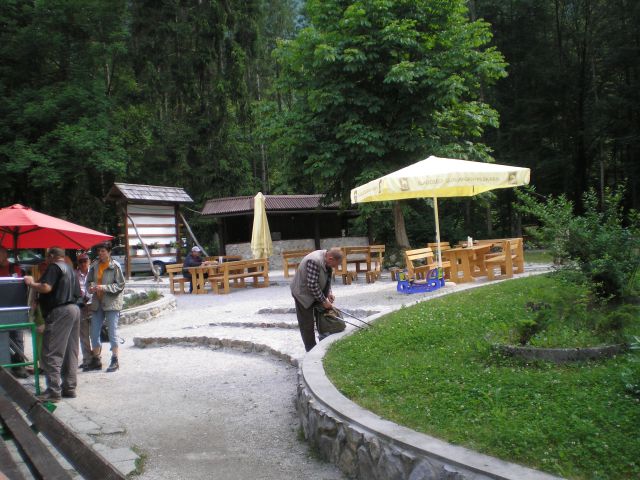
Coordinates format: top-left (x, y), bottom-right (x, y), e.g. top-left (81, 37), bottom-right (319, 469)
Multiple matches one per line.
top-left (110, 246), bottom-right (177, 276)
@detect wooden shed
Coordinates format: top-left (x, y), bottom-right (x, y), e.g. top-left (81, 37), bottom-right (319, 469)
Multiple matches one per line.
top-left (105, 183), bottom-right (193, 276)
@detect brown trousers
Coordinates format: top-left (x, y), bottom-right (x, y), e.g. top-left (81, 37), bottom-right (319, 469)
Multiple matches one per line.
top-left (79, 304), bottom-right (92, 362)
top-left (42, 304), bottom-right (80, 395)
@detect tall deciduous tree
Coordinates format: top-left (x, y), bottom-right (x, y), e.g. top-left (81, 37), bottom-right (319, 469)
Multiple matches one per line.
top-left (269, 0), bottom-right (506, 247)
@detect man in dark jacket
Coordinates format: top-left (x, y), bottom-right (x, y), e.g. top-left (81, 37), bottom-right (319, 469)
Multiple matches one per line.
top-left (24, 247), bottom-right (81, 402)
top-left (290, 248), bottom-right (342, 352)
top-left (182, 246), bottom-right (205, 293)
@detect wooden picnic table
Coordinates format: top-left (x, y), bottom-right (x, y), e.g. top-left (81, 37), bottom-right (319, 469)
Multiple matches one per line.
top-left (334, 246), bottom-right (385, 284)
top-left (188, 259), bottom-right (270, 294)
top-left (188, 263), bottom-right (218, 294)
top-left (441, 244), bottom-right (492, 283)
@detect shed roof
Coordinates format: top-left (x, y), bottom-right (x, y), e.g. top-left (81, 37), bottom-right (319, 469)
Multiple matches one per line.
top-left (106, 183), bottom-right (193, 204)
top-left (201, 194), bottom-right (341, 217)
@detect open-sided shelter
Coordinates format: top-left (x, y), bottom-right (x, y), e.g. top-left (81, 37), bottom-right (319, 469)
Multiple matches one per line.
top-left (201, 194), bottom-right (359, 255)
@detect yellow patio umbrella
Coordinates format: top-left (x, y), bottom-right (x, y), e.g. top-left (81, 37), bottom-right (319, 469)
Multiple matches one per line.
top-left (251, 192), bottom-right (273, 259)
top-left (350, 155), bottom-right (531, 266)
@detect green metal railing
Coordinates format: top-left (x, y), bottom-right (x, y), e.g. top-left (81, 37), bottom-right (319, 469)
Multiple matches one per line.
top-left (0, 322), bottom-right (40, 395)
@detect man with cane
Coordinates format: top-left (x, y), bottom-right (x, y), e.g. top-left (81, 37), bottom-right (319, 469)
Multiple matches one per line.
top-left (290, 247), bottom-right (343, 352)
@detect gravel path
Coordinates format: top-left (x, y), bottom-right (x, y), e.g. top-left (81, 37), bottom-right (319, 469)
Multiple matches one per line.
top-left (45, 267), bottom-right (549, 478)
top-left (64, 277), bottom-right (467, 478)
top-left (73, 346), bottom-right (344, 480)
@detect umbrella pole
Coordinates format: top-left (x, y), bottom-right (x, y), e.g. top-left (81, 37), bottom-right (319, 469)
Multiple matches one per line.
top-left (433, 197), bottom-right (442, 268)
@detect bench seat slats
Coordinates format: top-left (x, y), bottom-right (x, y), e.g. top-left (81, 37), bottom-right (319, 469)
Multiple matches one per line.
top-left (166, 263), bottom-right (187, 294)
top-left (0, 434), bottom-right (27, 480)
top-left (0, 368), bottom-right (126, 480)
top-left (282, 250), bottom-right (313, 278)
top-left (404, 247), bottom-right (451, 281)
top-left (208, 259), bottom-right (269, 294)
top-left (0, 394), bottom-right (71, 480)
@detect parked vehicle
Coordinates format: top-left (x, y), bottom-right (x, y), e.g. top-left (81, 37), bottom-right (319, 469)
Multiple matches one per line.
top-left (7, 249), bottom-right (45, 272)
top-left (110, 246), bottom-right (176, 276)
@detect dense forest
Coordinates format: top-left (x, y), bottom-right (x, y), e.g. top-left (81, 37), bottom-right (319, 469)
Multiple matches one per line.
top-left (1, 0), bottom-right (638, 250)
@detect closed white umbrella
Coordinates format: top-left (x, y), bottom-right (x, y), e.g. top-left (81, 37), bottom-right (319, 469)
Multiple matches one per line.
top-left (250, 192), bottom-right (273, 259)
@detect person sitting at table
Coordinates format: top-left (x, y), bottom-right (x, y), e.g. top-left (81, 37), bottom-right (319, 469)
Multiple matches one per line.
top-left (182, 246), bottom-right (207, 293)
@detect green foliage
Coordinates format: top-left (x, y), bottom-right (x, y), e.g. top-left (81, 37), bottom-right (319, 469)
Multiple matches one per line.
top-left (476, 0), bottom-right (640, 210)
top-left (325, 274), bottom-right (640, 479)
top-left (498, 270), bottom-right (638, 348)
top-left (515, 302), bottom-right (551, 345)
top-left (0, 0), bottom-right (132, 228)
top-left (517, 186), bottom-right (640, 302)
top-left (123, 290), bottom-right (161, 309)
top-left (269, 0), bottom-right (507, 205)
top-left (1, 0), bottom-right (637, 251)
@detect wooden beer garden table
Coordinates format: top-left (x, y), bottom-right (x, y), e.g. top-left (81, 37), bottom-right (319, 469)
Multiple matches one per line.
top-left (441, 244), bottom-right (492, 283)
top-left (188, 263), bottom-right (219, 295)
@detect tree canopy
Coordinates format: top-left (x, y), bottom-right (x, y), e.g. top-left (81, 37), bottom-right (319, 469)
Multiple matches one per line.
top-left (0, 0), bottom-right (637, 249)
top-left (270, 0), bottom-right (506, 194)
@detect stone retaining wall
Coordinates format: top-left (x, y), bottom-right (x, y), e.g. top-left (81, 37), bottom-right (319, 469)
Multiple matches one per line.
top-left (494, 343), bottom-right (628, 363)
top-left (119, 294), bottom-right (176, 325)
top-left (297, 327), bottom-right (562, 480)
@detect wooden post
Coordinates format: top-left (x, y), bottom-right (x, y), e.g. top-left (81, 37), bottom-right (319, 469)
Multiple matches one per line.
top-left (127, 214), bottom-right (160, 282)
top-left (178, 212), bottom-right (208, 256)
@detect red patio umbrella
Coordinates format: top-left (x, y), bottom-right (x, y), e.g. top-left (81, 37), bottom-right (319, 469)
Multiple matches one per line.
top-left (0, 204), bottom-right (112, 250)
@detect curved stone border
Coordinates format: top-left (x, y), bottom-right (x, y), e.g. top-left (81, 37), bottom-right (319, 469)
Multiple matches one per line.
top-left (120, 294), bottom-right (177, 326)
top-left (298, 330), bottom-right (561, 480)
top-left (132, 336), bottom-right (299, 367)
top-left (494, 343), bottom-right (628, 363)
top-left (257, 307), bottom-right (379, 317)
top-left (297, 271), bottom-right (563, 480)
top-left (206, 321), bottom-right (299, 329)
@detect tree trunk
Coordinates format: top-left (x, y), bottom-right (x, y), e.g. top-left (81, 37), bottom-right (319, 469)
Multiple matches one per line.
top-left (393, 202), bottom-right (410, 249)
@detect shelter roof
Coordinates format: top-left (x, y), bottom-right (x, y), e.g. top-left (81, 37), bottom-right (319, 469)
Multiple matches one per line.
top-left (201, 194), bottom-right (341, 217)
top-left (105, 183), bottom-right (193, 204)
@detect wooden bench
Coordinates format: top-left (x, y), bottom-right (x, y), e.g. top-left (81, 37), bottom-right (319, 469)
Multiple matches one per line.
top-left (344, 246), bottom-right (371, 273)
top-left (0, 367), bottom-right (125, 480)
top-left (205, 255), bottom-right (243, 263)
top-left (166, 263), bottom-right (186, 294)
top-left (404, 247), bottom-right (451, 281)
top-left (484, 238), bottom-right (524, 280)
top-left (427, 241), bottom-right (452, 251)
top-left (208, 258), bottom-right (270, 294)
top-left (282, 250), bottom-right (313, 278)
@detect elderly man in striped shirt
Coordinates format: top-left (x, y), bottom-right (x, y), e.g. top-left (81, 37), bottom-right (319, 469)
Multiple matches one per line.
top-left (290, 247), bottom-right (343, 352)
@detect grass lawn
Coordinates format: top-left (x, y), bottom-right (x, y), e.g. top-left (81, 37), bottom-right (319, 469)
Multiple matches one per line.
top-left (524, 249), bottom-right (554, 264)
top-left (324, 274), bottom-right (640, 479)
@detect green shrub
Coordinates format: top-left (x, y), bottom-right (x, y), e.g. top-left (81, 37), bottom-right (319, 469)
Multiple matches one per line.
top-left (597, 305), bottom-right (637, 334)
top-left (123, 290), bottom-right (161, 309)
top-left (622, 337), bottom-right (640, 399)
top-left (515, 302), bottom-right (551, 345)
top-left (516, 186), bottom-right (640, 302)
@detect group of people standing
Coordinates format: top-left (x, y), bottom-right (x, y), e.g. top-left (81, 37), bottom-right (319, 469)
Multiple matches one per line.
top-left (14, 242), bottom-right (125, 403)
top-left (6, 242), bottom-right (346, 400)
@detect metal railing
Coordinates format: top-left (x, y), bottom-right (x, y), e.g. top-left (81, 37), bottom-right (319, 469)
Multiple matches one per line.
top-left (0, 321), bottom-right (41, 395)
